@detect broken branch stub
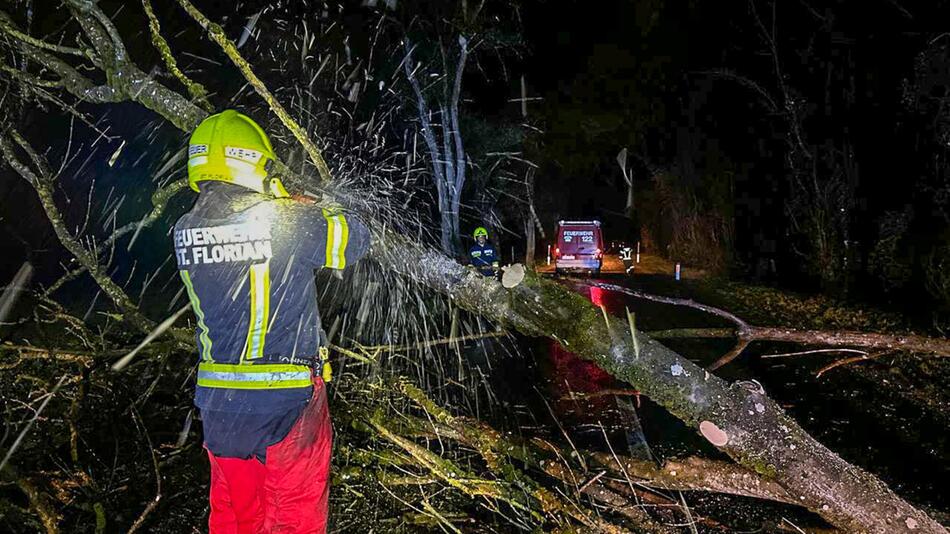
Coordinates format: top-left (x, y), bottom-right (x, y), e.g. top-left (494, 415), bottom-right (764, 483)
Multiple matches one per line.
top-left (501, 263), bottom-right (526, 288)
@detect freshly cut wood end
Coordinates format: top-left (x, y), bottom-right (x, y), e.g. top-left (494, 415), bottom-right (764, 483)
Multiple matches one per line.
top-left (502, 263), bottom-right (526, 288)
top-left (700, 420), bottom-right (729, 447)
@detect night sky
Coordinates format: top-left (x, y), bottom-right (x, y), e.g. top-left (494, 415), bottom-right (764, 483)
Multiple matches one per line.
top-left (513, 1), bottom-right (950, 303)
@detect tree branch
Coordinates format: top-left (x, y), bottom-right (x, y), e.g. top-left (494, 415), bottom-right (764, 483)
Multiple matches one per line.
top-left (140, 0), bottom-right (213, 113)
top-left (449, 35), bottom-right (468, 200)
top-left (0, 8), bottom-right (205, 129)
top-left (0, 11), bottom-right (87, 58)
top-left (594, 282), bottom-right (950, 360)
top-left (0, 129), bottom-right (154, 333)
top-left (175, 0), bottom-right (332, 183)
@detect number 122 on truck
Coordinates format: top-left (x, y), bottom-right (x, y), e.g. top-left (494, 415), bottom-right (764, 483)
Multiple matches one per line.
top-left (553, 220), bottom-right (603, 276)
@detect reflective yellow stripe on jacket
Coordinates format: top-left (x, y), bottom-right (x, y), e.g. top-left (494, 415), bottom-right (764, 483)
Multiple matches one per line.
top-left (243, 260), bottom-right (271, 360)
top-left (197, 362), bottom-right (312, 390)
top-left (323, 209), bottom-right (349, 269)
top-left (180, 270), bottom-right (213, 360)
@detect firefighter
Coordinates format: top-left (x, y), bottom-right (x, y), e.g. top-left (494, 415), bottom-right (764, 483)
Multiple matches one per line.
top-left (173, 110), bottom-right (370, 533)
top-left (469, 226), bottom-right (499, 277)
top-left (619, 243), bottom-right (634, 274)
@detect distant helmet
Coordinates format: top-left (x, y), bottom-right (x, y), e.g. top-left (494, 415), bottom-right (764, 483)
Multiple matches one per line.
top-left (473, 227), bottom-right (488, 238)
top-left (187, 110), bottom-right (288, 197)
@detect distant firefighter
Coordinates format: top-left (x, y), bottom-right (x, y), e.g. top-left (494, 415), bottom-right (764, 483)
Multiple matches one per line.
top-left (469, 226), bottom-right (500, 277)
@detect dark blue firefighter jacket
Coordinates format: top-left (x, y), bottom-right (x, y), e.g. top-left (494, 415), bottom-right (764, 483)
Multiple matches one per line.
top-left (469, 242), bottom-right (498, 276)
top-left (173, 183), bottom-right (370, 458)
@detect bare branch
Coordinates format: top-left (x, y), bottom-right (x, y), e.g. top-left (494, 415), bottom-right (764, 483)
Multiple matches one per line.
top-left (127, 408), bottom-right (162, 533)
top-left (0, 9), bottom-right (204, 129)
top-left (141, 0), bottom-right (213, 113)
top-left (448, 35), bottom-right (468, 208)
top-left (707, 339), bottom-right (751, 371)
top-left (64, 0), bottom-right (127, 63)
top-left (0, 11), bottom-right (87, 57)
top-left (590, 281), bottom-right (750, 329)
top-left (0, 375), bottom-right (68, 473)
top-left (0, 129), bottom-right (154, 333)
top-left (761, 348), bottom-right (868, 359)
top-left (593, 282), bottom-right (950, 359)
top-left (0, 62), bottom-right (63, 89)
top-left (175, 0), bottom-right (332, 182)
top-left (814, 351), bottom-right (892, 379)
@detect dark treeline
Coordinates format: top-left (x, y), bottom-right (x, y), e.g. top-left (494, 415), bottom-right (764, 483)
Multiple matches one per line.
top-left (517, 1), bottom-right (950, 329)
top-left (7, 0), bottom-right (950, 327)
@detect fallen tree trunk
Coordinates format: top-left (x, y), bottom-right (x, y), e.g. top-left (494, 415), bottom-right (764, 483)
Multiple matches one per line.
top-left (402, 264), bottom-right (944, 532)
top-left (2, 6), bottom-right (944, 532)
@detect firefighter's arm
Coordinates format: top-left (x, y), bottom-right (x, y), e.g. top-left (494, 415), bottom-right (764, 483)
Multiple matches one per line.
top-left (320, 207), bottom-right (371, 269)
top-left (288, 201), bottom-right (372, 269)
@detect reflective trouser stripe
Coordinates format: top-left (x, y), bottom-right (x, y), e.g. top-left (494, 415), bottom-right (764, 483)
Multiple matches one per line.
top-left (180, 270), bottom-right (213, 361)
top-left (243, 261), bottom-right (270, 360)
top-left (197, 362), bottom-right (312, 390)
top-left (323, 209), bottom-right (349, 269)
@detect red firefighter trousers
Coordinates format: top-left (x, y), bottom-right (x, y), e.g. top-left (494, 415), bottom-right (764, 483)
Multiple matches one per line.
top-left (207, 378), bottom-right (331, 533)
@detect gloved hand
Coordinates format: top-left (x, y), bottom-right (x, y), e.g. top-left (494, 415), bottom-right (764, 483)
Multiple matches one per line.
top-left (291, 194), bottom-right (317, 205)
top-left (290, 192), bottom-right (344, 216)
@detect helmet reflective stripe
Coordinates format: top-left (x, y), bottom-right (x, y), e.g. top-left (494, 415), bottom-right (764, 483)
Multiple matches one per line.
top-left (196, 362), bottom-right (312, 390)
top-left (224, 158), bottom-right (269, 193)
top-left (243, 260), bottom-right (271, 360)
top-left (189, 155), bottom-right (209, 168)
top-left (323, 209), bottom-right (349, 269)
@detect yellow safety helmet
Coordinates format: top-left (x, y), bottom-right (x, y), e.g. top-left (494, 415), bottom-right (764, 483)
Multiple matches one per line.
top-left (473, 227), bottom-right (488, 238)
top-left (187, 110), bottom-right (289, 197)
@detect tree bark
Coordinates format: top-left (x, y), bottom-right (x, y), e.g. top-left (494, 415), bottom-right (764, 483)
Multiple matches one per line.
top-left (403, 39), bottom-right (453, 254)
top-left (448, 35), bottom-right (468, 255)
top-left (403, 36), bottom-right (468, 256)
top-left (525, 217), bottom-right (536, 268)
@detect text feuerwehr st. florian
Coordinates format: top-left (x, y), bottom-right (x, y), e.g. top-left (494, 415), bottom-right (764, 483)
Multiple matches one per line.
top-left (174, 222), bottom-right (273, 266)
